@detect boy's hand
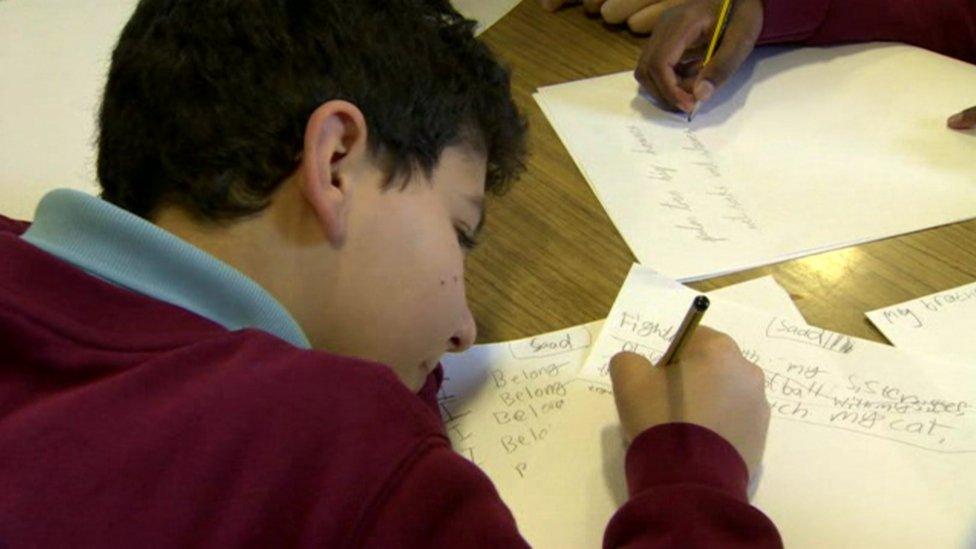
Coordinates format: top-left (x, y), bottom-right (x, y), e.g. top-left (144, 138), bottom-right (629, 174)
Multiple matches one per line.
top-left (948, 106), bottom-right (976, 130)
top-left (540, 0), bottom-right (688, 34)
top-left (609, 326), bottom-right (770, 476)
top-left (635, 0), bottom-right (763, 113)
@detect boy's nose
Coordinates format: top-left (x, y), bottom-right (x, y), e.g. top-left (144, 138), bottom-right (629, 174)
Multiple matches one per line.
top-left (448, 306), bottom-right (477, 353)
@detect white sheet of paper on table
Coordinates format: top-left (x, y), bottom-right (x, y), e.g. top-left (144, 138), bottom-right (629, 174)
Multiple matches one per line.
top-left (534, 44), bottom-right (976, 282)
top-left (451, 0), bottom-right (521, 35)
top-left (708, 275), bottom-right (804, 323)
top-left (867, 280), bottom-right (976, 365)
top-left (508, 265), bottom-right (975, 548)
top-left (0, 0), bottom-right (518, 221)
top-left (438, 274), bottom-right (807, 542)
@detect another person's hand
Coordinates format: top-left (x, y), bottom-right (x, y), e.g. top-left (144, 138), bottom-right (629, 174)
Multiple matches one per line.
top-left (948, 106), bottom-right (976, 130)
top-left (540, 0), bottom-right (687, 34)
top-left (635, 0), bottom-right (763, 114)
top-left (609, 326), bottom-right (770, 476)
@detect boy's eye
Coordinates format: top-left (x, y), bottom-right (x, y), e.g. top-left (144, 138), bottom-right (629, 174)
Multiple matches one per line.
top-left (456, 227), bottom-right (478, 251)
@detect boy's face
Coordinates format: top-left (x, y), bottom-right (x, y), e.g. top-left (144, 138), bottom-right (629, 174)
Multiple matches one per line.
top-left (309, 145), bottom-right (484, 391)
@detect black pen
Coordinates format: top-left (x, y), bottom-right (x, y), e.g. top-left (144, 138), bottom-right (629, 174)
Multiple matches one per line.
top-left (659, 295), bottom-right (710, 365)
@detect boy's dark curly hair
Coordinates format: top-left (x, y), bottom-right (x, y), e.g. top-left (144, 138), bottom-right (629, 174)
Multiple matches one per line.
top-left (97, 0), bottom-right (526, 221)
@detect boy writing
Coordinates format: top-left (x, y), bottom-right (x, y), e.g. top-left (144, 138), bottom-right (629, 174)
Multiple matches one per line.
top-left (540, 0), bottom-right (975, 127)
top-left (0, 0), bottom-right (777, 546)
top-left (632, 0), bottom-right (975, 126)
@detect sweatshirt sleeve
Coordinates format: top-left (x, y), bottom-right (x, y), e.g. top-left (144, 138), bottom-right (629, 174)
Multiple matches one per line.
top-left (357, 423), bottom-right (780, 548)
top-left (604, 423), bottom-right (782, 548)
top-left (758, 0), bottom-right (976, 64)
top-left (0, 215), bottom-right (31, 236)
top-left (354, 441), bottom-right (532, 548)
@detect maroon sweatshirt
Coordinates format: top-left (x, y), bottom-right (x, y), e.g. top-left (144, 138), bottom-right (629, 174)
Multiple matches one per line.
top-left (1, 2), bottom-right (971, 546)
top-left (760, 0), bottom-right (976, 64)
top-left (0, 205), bottom-right (779, 549)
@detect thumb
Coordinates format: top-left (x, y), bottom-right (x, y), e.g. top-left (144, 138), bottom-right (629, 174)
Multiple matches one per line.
top-left (947, 105), bottom-right (976, 130)
top-left (609, 352), bottom-right (664, 443)
top-left (692, 1), bottom-right (761, 103)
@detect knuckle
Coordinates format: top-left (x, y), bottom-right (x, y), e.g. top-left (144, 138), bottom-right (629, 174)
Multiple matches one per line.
top-left (714, 331), bottom-right (736, 348)
top-left (707, 65), bottom-right (730, 86)
top-left (647, 51), bottom-right (669, 73)
top-left (634, 66), bottom-right (647, 85)
top-left (750, 364), bottom-right (767, 389)
top-left (703, 330), bottom-right (739, 356)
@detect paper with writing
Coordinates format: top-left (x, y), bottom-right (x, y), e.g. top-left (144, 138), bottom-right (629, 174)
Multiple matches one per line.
top-left (439, 274), bottom-right (806, 543)
top-left (513, 265), bottom-right (975, 548)
top-left (439, 275), bottom-right (801, 486)
top-left (439, 321), bottom-right (602, 489)
top-left (534, 44), bottom-right (976, 281)
top-left (867, 281), bottom-right (976, 365)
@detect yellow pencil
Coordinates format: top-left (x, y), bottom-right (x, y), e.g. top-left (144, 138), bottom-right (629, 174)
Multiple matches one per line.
top-left (687, 0), bottom-right (733, 122)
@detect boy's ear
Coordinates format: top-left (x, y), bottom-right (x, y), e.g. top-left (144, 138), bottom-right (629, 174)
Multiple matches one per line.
top-left (300, 100), bottom-right (369, 246)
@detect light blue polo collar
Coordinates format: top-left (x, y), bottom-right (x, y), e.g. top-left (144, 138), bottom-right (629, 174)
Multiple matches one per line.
top-left (21, 189), bottom-right (311, 349)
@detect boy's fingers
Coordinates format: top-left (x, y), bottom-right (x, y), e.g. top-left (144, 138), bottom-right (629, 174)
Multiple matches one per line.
top-left (634, 67), bottom-right (674, 112)
top-left (583, 0), bottom-right (609, 14)
top-left (625, 0), bottom-right (683, 33)
top-left (609, 352), bottom-right (664, 440)
top-left (609, 351), bottom-right (654, 384)
top-left (609, 351), bottom-right (661, 409)
top-left (600, 0), bottom-right (657, 25)
top-left (638, 14), bottom-right (704, 111)
top-left (947, 105), bottom-right (976, 130)
top-left (694, 2), bottom-right (761, 101)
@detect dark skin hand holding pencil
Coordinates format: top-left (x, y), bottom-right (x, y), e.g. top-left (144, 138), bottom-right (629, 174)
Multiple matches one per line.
top-left (541, 0), bottom-right (976, 129)
top-left (631, 0), bottom-right (976, 129)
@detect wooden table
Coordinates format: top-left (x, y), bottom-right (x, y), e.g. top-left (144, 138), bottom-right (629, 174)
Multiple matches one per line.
top-left (466, 1), bottom-right (976, 345)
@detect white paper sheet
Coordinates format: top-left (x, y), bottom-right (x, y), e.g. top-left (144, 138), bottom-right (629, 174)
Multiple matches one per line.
top-left (0, 0), bottom-right (139, 221)
top-left (438, 321), bottom-right (603, 489)
top-left (509, 265), bottom-right (975, 548)
top-left (439, 275), bottom-right (800, 485)
top-left (535, 44), bottom-right (976, 281)
top-left (439, 274), bottom-right (806, 541)
top-left (867, 281), bottom-right (976, 365)
top-left (452, 0), bottom-right (522, 35)
top-left (708, 275), bottom-right (804, 323)
top-left (0, 0), bottom-right (518, 221)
